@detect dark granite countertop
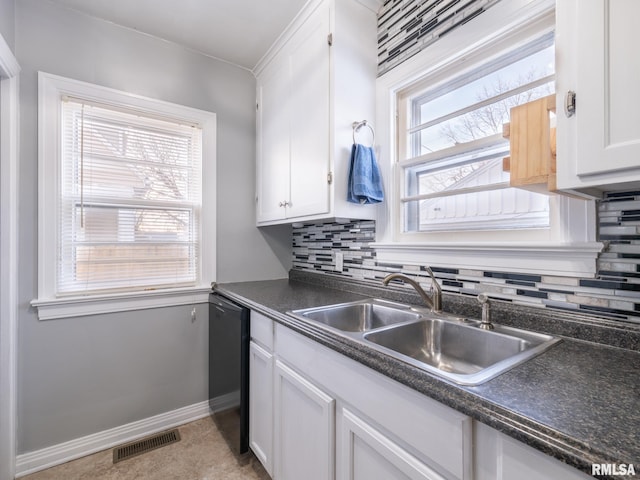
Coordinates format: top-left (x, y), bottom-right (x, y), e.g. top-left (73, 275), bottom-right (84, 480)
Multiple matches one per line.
top-left (214, 275), bottom-right (640, 480)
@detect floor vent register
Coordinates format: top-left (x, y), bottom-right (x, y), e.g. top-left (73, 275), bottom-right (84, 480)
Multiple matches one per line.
top-left (113, 429), bottom-right (181, 464)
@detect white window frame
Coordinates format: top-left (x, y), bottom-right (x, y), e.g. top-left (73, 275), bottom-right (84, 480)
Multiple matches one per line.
top-left (32, 73), bottom-right (217, 320)
top-left (0, 31), bottom-right (20, 480)
top-left (373, 0), bottom-right (602, 277)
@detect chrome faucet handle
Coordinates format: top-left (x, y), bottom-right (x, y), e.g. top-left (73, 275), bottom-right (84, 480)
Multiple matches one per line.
top-left (423, 267), bottom-right (442, 313)
top-left (477, 293), bottom-right (494, 330)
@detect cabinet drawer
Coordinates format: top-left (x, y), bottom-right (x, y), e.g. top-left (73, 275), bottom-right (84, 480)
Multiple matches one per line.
top-left (275, 324), bottom-right (472, 480)
top-left (251, 310), bottom-right (274, 351)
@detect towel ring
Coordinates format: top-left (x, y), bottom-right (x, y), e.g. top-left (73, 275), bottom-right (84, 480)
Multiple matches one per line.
top-left (352, 120), bottom-right (375, 147)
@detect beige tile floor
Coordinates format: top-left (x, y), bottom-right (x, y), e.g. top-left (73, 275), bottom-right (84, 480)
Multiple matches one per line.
top-left (22, 413), bottom-right (270, 480)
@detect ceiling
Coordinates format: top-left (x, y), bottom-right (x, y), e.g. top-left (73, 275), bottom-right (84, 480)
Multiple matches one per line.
top-left (45, 0), bottom-right (310, 71)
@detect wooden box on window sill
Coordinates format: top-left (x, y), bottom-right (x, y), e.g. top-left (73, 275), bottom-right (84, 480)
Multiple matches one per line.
top-left (503, 94), bottom-right (558, 194)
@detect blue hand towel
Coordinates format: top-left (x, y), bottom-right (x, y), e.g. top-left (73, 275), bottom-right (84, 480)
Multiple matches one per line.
top-left (347, 144), bottom-right (384, 204)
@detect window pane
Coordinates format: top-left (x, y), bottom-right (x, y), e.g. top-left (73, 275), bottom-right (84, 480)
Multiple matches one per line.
top-left (404, 188), bottom-right (550, 232)
top-left (73, 244), bottom-right (195, 289)
top-left (413, 44), bottom-right (555, 127)
top-left (411, 80), bottom-right (554, 156)
top-left (399, 36), bottom-right (554, 233)
top-left (408, 157), bottom-right (509, 196)
top-left (63, 109), bottom-right (197, 203)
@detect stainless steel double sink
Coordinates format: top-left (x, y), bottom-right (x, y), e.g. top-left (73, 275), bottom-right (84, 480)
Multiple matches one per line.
top-left (288, 298), bottom-right (560, 386)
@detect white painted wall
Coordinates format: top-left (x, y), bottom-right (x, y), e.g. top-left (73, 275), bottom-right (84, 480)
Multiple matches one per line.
top-left (15, 0), bottom-right (290, 455)
top-left (0, 0), bottom-right (14, 51)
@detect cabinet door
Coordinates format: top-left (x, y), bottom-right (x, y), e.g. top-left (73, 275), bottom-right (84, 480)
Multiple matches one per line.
top-left (249, 341), bottom-right (273, 476)
top-left (557, 0), bottom-right (640, 190)
top-left (256, 54), bottom-right (291, 223)
top-left (338, 408), bottom-right (446, 480)
top-left (286, 1), bottom-right (331, 219)
top-left (474, 422), bottom-right (592, 480)
top-left (274, 359), bottom-right (335, 480)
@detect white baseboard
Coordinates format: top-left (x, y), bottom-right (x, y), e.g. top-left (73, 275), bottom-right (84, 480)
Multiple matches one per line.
top-left (15, 400), bottom-right (212, 477)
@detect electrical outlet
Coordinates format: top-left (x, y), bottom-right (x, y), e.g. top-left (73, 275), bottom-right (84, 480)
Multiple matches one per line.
top-left (335, 252), bottom-right (344, 272)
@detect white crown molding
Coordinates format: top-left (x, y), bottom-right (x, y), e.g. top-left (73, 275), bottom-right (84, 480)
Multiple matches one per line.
top-left (15, 400), bottom-right (212, 477)
top-left (355, 0), bottom-right (383, 14)
top-left (253, 0), bottom-right (324, 76)
top-left (253, 0), bottom-right (382, 75)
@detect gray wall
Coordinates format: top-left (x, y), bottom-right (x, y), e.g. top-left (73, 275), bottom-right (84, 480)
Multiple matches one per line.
top-left (16, 0), bottom-right (290, 454)
top-left (0, 0), bottom-right (14, 51)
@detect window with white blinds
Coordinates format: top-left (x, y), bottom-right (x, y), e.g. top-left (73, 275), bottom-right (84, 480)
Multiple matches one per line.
top-left (58, 99), bottom-right (203, 295)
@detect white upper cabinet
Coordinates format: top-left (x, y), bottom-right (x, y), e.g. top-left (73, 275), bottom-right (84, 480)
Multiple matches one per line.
top-left (286, 3), bottom-right (331, 220)
top-left (556, 0), bottom-right (640, 196)
top-left (257, 54), bottom-right (293, 223)
top-left (255, 0), bottom-right (379, 225)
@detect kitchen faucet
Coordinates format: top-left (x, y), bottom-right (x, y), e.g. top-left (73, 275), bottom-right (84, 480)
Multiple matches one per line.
top-left (382, 268), bottom-right (442, 313)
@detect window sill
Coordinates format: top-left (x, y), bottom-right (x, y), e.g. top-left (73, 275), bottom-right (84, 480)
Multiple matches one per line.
top-left (371, 242), bottom-right (604, 278)
top-left (31, 286), bottom-right (212, 321)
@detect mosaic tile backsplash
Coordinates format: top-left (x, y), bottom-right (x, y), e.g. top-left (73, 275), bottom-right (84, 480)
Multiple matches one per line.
top-left (377, 0), bottom-right (502, 75)
top-left (292, 192), bottom-right (640, 324)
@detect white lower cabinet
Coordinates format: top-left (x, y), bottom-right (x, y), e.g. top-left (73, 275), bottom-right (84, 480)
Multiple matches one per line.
top-left (249, 341), bottom-right (273, 476)
top-left (248, 314), bottom-right (591, 480)
top-left (273, 323), bottom-right (471, 480)
top-left (274, 360), bottom-right (335, 480)
top-left (337, 407), bottom-right (446, 480)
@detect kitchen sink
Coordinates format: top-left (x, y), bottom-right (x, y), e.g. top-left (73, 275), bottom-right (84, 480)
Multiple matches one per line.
top-left (288, 299), bottom-right (560, 385)
top-left (363, 319), bottom-right (559, 385)
top-left (290, 298), bottom-right (421, 332)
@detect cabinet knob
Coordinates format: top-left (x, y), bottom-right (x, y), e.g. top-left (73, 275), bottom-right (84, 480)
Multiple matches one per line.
top-left (279, 201), bottom-right (290, 208)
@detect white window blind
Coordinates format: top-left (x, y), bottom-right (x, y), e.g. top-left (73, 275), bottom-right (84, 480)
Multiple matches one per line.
top-left (397, 34), bottom-right (555, 233)
top-left (59, 99), bottom-right (202, 295)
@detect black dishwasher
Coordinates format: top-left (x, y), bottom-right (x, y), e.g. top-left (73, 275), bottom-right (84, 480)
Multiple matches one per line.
top-left (209, 292), bottom-right (250, 455)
